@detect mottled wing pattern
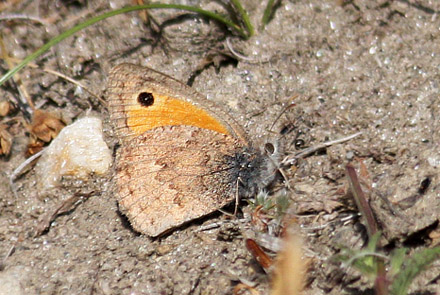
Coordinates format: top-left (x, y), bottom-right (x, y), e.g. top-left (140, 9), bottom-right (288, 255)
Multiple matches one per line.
top-left (114, 125), bottom-right (244, 236)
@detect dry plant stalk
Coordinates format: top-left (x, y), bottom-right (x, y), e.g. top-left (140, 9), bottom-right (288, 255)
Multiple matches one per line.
top-left (271, 234), bottom-right (305, 295)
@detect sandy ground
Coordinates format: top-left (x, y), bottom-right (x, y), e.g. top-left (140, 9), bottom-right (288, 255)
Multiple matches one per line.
top-left (0, 0), bottom-right (439, 294)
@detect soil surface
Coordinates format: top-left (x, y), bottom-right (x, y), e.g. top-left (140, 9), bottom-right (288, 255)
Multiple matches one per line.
top-left (0, 0), bottom-right (439, 294)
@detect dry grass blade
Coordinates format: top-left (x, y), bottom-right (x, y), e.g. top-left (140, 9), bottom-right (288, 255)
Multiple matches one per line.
top-left (7, 57), bottom-right (103, 104)
top-left (282, 132), bottom-right (362, 165)
top-left (0, 13), bottom-right (50, 25)
top-left (35, 191), bottom-right (95, 237)
top-left (38, 67), bottom-right (104, 105)
top-left (9, 148), bottom-right (45, 198)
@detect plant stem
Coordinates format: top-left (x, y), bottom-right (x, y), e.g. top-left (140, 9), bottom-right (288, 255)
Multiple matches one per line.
top-left (346, 164), bottom-right (389, 295)
top-left (346, 164), bottom-right (378, 237)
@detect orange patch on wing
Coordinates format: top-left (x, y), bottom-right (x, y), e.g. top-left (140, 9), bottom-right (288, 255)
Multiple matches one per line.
top-left (126, 94), bottom-right (230, 136)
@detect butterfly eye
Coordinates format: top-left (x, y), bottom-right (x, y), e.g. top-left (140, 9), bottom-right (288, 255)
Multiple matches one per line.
top-left (138, 92), bottom-right (154, 107)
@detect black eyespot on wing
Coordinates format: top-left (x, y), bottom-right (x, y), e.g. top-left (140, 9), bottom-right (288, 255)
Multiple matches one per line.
top-left (138, 92), bottom-right (154, 107)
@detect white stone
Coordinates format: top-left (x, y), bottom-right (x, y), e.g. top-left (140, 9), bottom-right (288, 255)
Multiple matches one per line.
top-left (0, 266), bottom-right (29, 295)
top-left (35, 117), bottom-right (112, 190)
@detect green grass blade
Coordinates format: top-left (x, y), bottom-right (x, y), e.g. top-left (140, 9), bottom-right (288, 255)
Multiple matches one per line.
top-left (0, 4), bottom-right (246, 87)
top-left (389, 248), bottom-right (408, 277)
top-left (390, 246), bottom-right (440, 295)
top-left (229, 0), bottom-right (254, 37)
top-left (261, 0), bottom-right (275, 29)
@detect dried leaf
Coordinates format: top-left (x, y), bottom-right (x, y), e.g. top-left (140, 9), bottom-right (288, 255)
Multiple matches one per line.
top-left (0, 100), bottom-right (12, 116)
top-left (251, 206), bottom-right (269, 232)
top-left (30, 109), bottom-right (65, 143)
top-left (246, 238), bottom-right (273, 270)
top-left (26, 137), bottom-right (45, 156)
top-left (428, 227), bottom-right (440, 246)
top-left (233, 283), bottom-right (260, 295)
top-left (133, 0), bottom-right (149, 22)
top-left (0, 124), bottom-right (13, 155)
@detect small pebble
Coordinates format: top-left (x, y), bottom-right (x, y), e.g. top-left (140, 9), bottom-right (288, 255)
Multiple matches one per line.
top-left (35, 117), bottom-right (112, 191)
